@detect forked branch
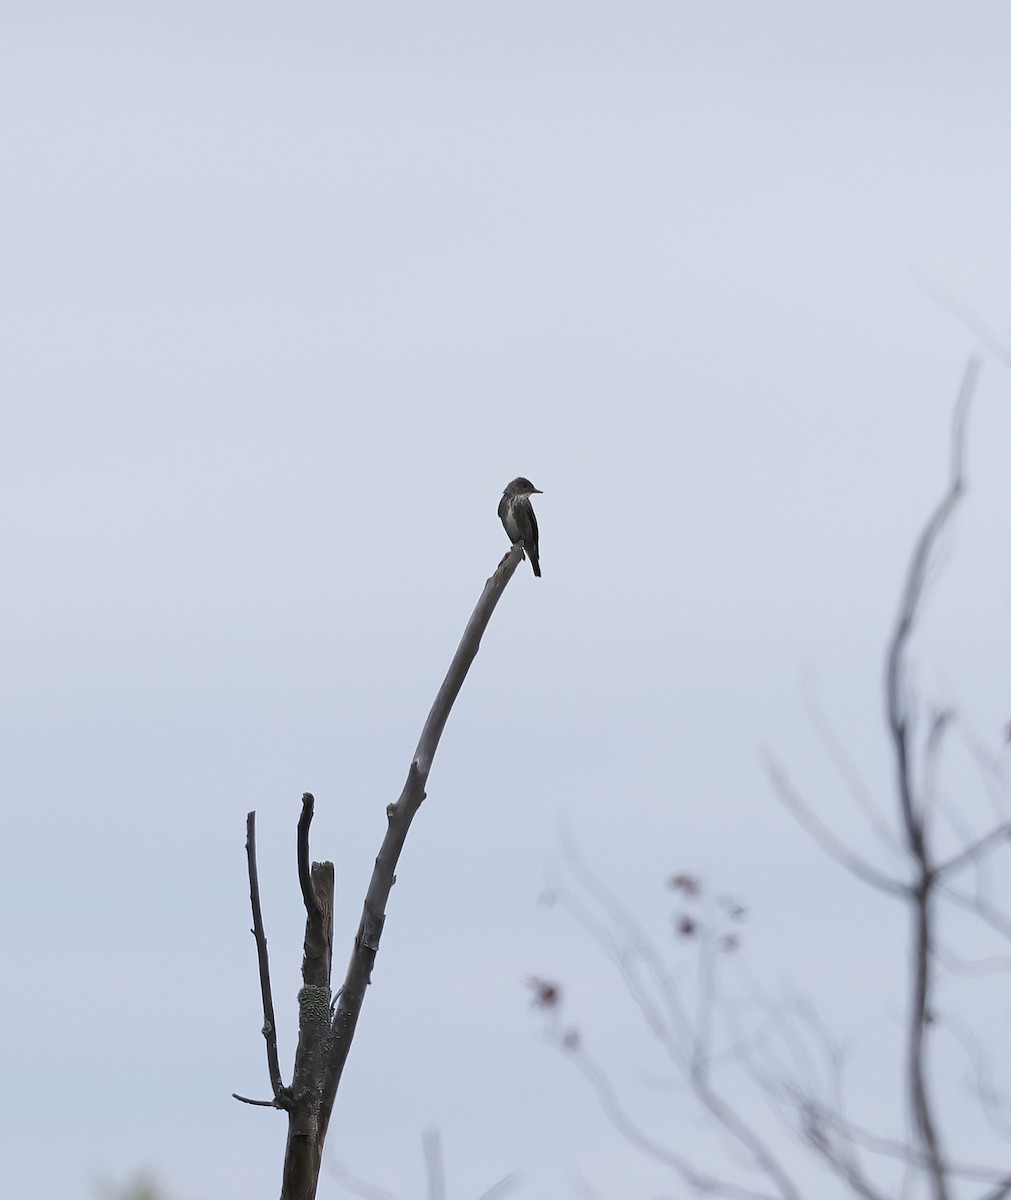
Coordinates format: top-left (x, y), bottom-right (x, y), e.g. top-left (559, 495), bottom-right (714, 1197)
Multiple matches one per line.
top-left (238, 541), bottom-right (528, 1200)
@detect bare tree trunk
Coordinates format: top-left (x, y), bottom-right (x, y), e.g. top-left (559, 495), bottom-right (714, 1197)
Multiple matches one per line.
top-left (234, 542), bottom-right (528, 1199)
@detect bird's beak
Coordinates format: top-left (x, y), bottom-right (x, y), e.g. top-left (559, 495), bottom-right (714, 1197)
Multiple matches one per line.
top-left (532, 488), bottom-right (543, 494)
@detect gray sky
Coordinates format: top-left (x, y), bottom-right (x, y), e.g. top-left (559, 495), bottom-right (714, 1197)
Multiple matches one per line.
top-left (4, 4), bottom-right (1011, 1197)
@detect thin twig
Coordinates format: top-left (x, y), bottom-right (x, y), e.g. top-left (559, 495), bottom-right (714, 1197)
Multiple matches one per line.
top-left (765, 757), bottom-right (907, 897)
top-left (773, 1006), bottom-right (889, 1200)
top-left (978, 1177), bottom-right (1011, 1200)
top-left (476, 1172), bottom-right (523, 1200)
top-left (922, 710), bottom-right (955, 832)
top-left (963, 733), bottom-right (1011, 826)
top-left (557, 841), bottom-right (801, 1200)
top-left (803, 671), bottom-right (902, 860)
top-left (329, 1162), bottom-right (403, 1200)
top-left (243, 810), bottom-right (289, 1108)
top-left (934, 823), bottom-right (1011, 880)
top-left (566, 1043), bottom-right (788, 1200)
top-left (931, 937), bottom-right (1011, 977)
top-left (232, 1092), bottom-right (279, 1107)
top-left (948, 1023), bottom-right (1011, 1144)
top-left (944, 886), bottom-right (1011, 944)
top-left (558, 831), bottom-right (692, 1059)
top-left (914, 277), bottom-right (1011, 369)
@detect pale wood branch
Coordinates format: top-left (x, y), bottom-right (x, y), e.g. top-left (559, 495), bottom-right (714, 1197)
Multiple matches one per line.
top-left (317, 543), bottom-right (525, 1141)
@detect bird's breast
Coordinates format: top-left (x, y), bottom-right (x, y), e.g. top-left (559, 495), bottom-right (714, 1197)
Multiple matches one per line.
top-left (502, 503), bottom-right (522, 540)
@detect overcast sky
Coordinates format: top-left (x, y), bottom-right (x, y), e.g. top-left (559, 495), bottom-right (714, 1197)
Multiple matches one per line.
top-left (4, 4), bottom-right (1011, 1198)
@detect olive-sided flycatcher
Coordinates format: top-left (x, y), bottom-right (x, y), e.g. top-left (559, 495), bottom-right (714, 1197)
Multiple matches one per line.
top-left (498, 477), bottom-right (543, 577)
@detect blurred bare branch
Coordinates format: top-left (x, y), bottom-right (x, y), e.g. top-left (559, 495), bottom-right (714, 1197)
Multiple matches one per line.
top-left (802, 672), bottom-right (902, 860)
top-left (536, 356), bottom-right (1011, 1200)
top-left (565, 1038), bottom-right (794, 1200)
top-left (330, 1131), bottom-right (521, 1200)
top-left (934, 824), bottom-right (1011, 881)
top-left (914, 279), bottom-right (1011, 369)
top-left (545, 845), bottom-right (802, 1200)
top-left (475, 1173), bottom-right (522, 1200)
top-left (330, 1163), bottom-right (403, 1200)
top-left (765, 756), bottom-right (907, 897)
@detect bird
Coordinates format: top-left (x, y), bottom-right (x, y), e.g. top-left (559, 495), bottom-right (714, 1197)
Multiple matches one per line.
top-left (498, 477), bottom-right (543, 577)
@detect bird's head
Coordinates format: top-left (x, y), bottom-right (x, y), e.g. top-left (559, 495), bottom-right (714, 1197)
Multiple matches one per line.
top-left (504, 477), bottom-right (543, 497)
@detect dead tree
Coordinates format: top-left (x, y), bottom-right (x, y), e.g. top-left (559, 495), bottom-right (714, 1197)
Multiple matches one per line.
top-left (234, 541), bottom-right (528, 1200)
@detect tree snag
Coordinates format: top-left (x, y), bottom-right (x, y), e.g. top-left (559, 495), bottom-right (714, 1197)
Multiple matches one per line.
top-left (235, 541), bottom-right (527, 1200)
